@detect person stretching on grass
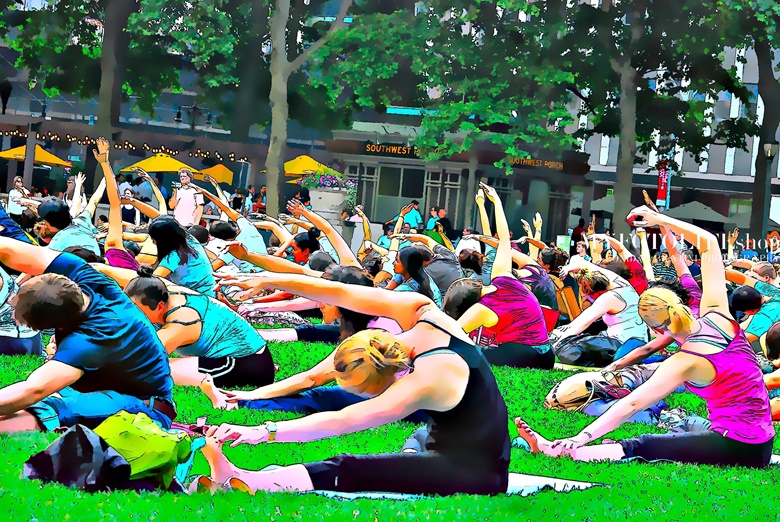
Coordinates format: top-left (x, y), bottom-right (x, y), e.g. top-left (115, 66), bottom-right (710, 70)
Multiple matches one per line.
top-left (94, 264), bottom-right (274, 389)
top-left (193, 270), bottom-right (510, 496)
top-left (0, 238), bottom-right (175, 433)
top-left (443, 183), bottom-right (552, 369)
top-left (516, 206), bottom-right (774, 468)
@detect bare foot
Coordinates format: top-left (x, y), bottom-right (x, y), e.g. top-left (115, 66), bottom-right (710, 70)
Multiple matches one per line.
top-left (514, 418), bottom-right (555, 456)
top-left (201, 437), bottom-right (240, 485)
top-left (200, 375), bottom-right (233, 410)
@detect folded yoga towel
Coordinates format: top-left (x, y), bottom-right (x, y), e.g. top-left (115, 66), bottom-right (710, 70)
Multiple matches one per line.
top-left (308, 473), bottom-right (600, 500)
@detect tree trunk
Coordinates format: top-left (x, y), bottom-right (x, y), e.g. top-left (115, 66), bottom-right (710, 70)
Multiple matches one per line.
top-left (230, 0), bottom-right (270, 142)
top-left (613, 61), bottom-right (639, 241)
top-left (94, 0), bottom-right (137, 190)
top-left (264, 0), bottom-right (293, 218)
top-left (749, 38), bottom-right (780, 248)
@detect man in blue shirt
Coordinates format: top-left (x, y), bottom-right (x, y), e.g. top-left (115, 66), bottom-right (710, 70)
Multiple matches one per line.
top-left (390, 200), bottom-right (424, 231)
top-left (0, 202), bottom-right (35, 245)
top-left (0, 239), bottom-right (174, 434)
top-left (36, 196), bottom-right (101, 255)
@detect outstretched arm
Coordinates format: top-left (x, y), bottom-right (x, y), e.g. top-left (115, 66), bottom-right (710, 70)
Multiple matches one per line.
top-left (473, 235), bottom-right (538, 270)
top-left (193, 184), bottom-right (241, 221)
top-left (126, 197), bottom-right (161, 220)
top-left (289, 199), bottom-right (360, 268)
top-left (136, 169), bottom-right (168, 215)
top-left (225, 243), bottom-right (322, 277)
top-left (629, 206), bottom-right (728, 314)
top-left (0, 236), bottom-right (60, 274)
top-left (220, 271), bottom-right (436, 331)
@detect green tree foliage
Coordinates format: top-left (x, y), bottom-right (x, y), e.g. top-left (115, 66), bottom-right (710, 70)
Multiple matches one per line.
top-left (8, 1), bottom-right (182, 117)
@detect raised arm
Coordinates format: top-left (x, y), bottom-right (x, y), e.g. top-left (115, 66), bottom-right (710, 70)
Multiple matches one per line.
top-left (69, 173), bottom-right (86, 217)
top-left (136, 168), bottom-right (167, 214)
top-left (93, 138), bottom-right (124, 250)
top-left (529, 212), bottom-right (543, 260)
top-left (82, 178), bottom-right (105, 220)
top-left (254, 220), bottom-right (294, 244)
top-left (725, 269), bottom-right (758, 288)
top-left (727, 227), bottom-right (738, 261)
top-left (219, 271), bottom-right (435, 331)
top-left (288, 199), bottom-right (360, 268)
top-left (204, 175), bottom-right (230, 207)
top-left (391, 233), bottom-right (438, 250)
top-left (479, 182), bottom-right (513, 279)
top-left (125, 196), bottom-right (161, 220)
top-left (516, 236), bottom-right (547, 253)
top-left (192, 184), bottom-right (241, 221)
top-left (660, 226), bottom-right (691, 279)
top-left (635, 228), bottom-right (655, 283)
top-left (475, 189), bottom-right (491, 237)
top-left (433, 221), bottom-right (455, 251)
top-left (628, 206), bottom-right (729, 314)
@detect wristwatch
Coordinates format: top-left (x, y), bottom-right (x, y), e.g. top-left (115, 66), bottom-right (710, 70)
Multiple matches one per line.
top-left (264, 422), bottom-right (277, 442)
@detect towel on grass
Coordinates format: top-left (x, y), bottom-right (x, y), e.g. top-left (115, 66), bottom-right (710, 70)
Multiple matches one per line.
top-left (308, 472), bottom-right (599, 500)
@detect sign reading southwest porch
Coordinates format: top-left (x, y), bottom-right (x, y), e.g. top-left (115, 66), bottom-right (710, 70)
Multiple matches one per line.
top-left (363, 142), bottom-right (419, 158)
top-left (509, 156), bottom-right (564, 171)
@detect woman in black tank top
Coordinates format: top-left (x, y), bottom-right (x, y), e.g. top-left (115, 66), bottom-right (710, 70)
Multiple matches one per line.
top-left (195, 271), bottom-right (510, 496)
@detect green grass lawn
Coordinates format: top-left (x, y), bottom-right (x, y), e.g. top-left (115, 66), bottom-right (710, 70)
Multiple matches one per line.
top-left (0, 340), bottom-right (777, 521)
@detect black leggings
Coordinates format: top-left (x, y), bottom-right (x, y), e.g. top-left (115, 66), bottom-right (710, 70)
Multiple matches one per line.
top-left (620, 431), bottom-right (774, 468)
top-left (197, 349), bottom-right (275, 388)
top-left (304, 452), bottom-right (508, 496)
top-left (482, 343), bottom-right (555, 369)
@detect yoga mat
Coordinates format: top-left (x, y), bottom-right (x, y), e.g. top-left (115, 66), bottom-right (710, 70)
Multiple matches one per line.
top-left (308, 473), bottom-right (600, 500)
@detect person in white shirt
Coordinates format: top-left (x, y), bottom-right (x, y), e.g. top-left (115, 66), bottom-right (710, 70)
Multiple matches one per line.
top-left (7, 176), bottom-right (31, 222)
top-left (117, 174), bottom-right (133, 196)
top-left (169, 168), bottom-right (204, 227)
top-left (455, 226), bottom-right (481, 256)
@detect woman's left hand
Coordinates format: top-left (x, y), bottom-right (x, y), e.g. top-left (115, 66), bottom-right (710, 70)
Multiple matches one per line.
top-left (212, 423), bottom-right (269, 447)
top-left (533, 212), bottom-right (543, 231)
top-left (478, 182), bottom-right (499, 203)
top-left (550, 432), bottom-right (591, 454)
top-left (626, 205), bottom-right (663, 228)
top-left (287, 198), bottom-right (306, 216)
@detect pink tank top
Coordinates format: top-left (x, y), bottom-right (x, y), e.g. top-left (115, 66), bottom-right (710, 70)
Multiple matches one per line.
top-left (681, 312), bottom-right (774, 444)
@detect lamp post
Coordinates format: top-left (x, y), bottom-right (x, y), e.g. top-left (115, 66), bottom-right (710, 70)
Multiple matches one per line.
top-left (175, 104), bottom-right (210, 131)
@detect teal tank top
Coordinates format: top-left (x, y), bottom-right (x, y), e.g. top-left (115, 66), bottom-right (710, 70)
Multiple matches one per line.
top-left (163, 291), bottom-right (266, 359)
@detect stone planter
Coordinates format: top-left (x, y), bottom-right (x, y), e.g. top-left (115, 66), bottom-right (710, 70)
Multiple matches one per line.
top-left (309, 187), bottom-right (347, 225)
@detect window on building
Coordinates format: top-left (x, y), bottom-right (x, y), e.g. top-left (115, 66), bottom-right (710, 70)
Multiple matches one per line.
top-left (729, 198), bottom-right (752, 216)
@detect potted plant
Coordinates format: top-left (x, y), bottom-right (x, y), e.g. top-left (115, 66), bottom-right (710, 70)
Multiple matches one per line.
top-left (296, 168), bottom-right (356, 224)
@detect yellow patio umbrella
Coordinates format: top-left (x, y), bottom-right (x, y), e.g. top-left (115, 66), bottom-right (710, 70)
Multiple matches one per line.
top-left (281, 155), bottom-right (341, 177)
top-left (119, 153), bottom-right (199, 174)
top-left (195, 164), bottom-right (234, 185)
top-left (0, 144), bottom-right (71, 167)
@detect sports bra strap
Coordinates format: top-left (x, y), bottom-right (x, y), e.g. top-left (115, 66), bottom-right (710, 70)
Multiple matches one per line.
top-left (163, 295), bottom-right (204, 326)
top-left (418, 318), bottom-right (449, 334)
top-left (412, 347), bottom-right (457, 362)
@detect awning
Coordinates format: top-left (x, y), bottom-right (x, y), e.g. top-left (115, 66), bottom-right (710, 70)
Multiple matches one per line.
top-left (195, 164), bottom-right (233, 185)
top-left (0, 144), bottom-right (71, 167)
top-left (279, 155), bottom-right (341, 177)
top-left (119, 153), bottom-right (199, 174)
top-left (665, 201), bottom-right (730, 223)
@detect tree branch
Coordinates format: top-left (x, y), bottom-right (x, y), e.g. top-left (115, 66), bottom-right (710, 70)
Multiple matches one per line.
top-left (566, 85), bottom-right (598, 116)
top-left (288, 0), bottom-right (353, 73)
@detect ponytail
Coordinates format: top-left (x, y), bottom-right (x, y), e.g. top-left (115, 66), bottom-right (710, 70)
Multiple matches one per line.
top-left (333, 329), bottom-right (412, 396)
top-left (399, 246), bottom-right (434, 301)
top-left (125, 265), bottom-right (169, 310)
top-left (293, 227), bottom-right (322, 254)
